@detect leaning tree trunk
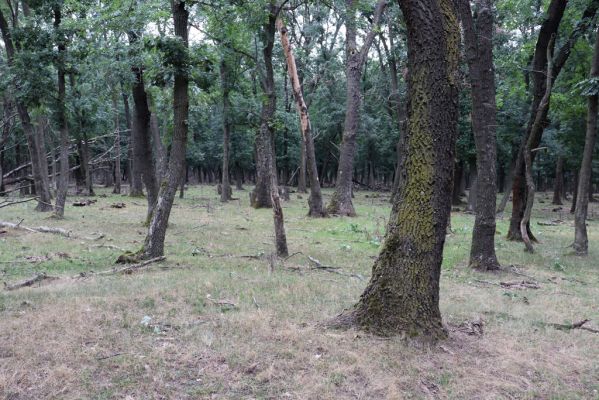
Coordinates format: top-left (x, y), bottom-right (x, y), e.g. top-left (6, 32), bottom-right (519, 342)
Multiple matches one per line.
top-left (129, 32), bottom-right (159, 223)
top-left (329, 0), bottom-right (460, 340)
top-left (53, 6), bottom-right (69, 219)
top-left (497, 159), bottom-right (515, 215)
top-left (327, 0), bottom-right (387, 216)
top-left (521, 35), bottom-right (555, 253)
top-left (220, 58), bottom-right (232, 202)
top-left (552, 155), bottom-right (564, 205)
top-left (142, 0), bottom-right (189, 259)
top-left (460, 0), bottom-right (500, 270)
top-left (573, 28), bottom-right (599, 256)
top-left (0, 9), bottom-right (53, 211)
top-left (277, 17), bottom-right (325, 217)
top-left (509, 0), bottom-right (598, 239)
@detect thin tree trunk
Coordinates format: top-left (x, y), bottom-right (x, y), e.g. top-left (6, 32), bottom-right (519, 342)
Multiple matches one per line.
top-left (329, 0), bottom-right (460, 340)
top-left (552, 155), bottom-right (564, 205)
top-left (573, 28), bottom-right (599, 255)
top-left (142, 0), bottom-right (189, 259)
top-left (53, 6), bottom-right (69, 219)
top-left (522, 35), bottom-right (555, 252)
top-left (277, 17), bottom-right (325, 217)
top-left (150, 114), bottom-right (166, 182)
top-left (220, 58), bottom-right (232, 202)
top-left (466, 163), bottom-right (478, 212)
top-left (460, 0), bottom-right (500, 270)
top-left (113, 93), bottom-right (122, 194)
top-left (497, 159), bottom-right (515, 215)
top-left (509, 0), bottom-right (598, 239)
top-left (298, 139), bottom-right (307, 192)
top-left (571, 171), bottom-right (579, 214)
top-left (327, 0), bottom-right (387, 216)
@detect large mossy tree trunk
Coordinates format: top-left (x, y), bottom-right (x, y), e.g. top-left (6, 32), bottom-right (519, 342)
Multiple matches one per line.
top-left (129, 32), bottom-right (159, 223)
top-left (327, 0), bottom-right (387, 217)
top-left (53, 5), bottom-right (70, 219)
top-left (142, 0), bottom-right (189, 259)
top-left (0, 9), bottom-right (53, 212)
top-left (277, 18), bottom-right (325, 217)
top-left (330, 0), bottom-right (460, 340)
top-left (508, 0), bottom-right (598, 240)
top-left (460, 0), bottom-right (500, 270)
top-left (573, 28), bottom-right (599, 256)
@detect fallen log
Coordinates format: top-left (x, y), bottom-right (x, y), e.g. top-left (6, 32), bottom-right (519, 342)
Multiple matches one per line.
top-left (4, 273), bottom-right (59, 291)
top-left (0, 221), bottom-right (104, 241)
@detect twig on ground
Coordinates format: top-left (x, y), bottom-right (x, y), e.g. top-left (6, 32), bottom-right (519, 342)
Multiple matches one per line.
top-left (0, 197), bottom-right (38, 209)
top-left (0, 221), bottom-right (104, 241)
top-left (94, 256), bottom-right (167, 276)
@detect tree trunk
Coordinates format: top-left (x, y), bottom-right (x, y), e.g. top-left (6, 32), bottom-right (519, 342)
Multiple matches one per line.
top-left (220, 58), bottom-right (233, 202)
top-left (112, 93), bottom-right (122, 194)
top-left (466, 163), bottom-right (478, 212)
top-left (327, 0), bottom-right (387, 216)
top-left (0, 9), bottom-right (53, 211)
top-left (277, 18), bottom-right (326, 217)
top-left (250, 9), bottom-right (277, 209)
top-left (509, 0), bottom-right (597, 239)
top-left (142, 0), bottom-right (189, 259)
top-left (497, 159), bottom-right (515, 214)
top-left (452, 161), bottom-right (464, 206)
top-left (53, 6), bottom-right (69, 219)
top-left (129, 31), bottom-right (158, 223)
top-left (330, 0), bottom-right (460, 340)
top-left (298, 139), bottom-right (307, 193)
top-left (521, 36), bottom-right (556, 252)
top-left (151, 114), bottom-right (166, 183)
top-left (460, 0), bottom-right (500, 270)
top-left (573, 28), bottom-right (599, 256)
top-left (235, 164), bottom-right (244, 190)
top-left (122, 91), bottom-right (142, 195)
top-left (552, 155), bottom-right (564, 205)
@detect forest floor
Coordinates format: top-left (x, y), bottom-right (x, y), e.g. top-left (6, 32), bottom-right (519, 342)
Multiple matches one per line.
top-left (0, 186), bottom-right (598, 399)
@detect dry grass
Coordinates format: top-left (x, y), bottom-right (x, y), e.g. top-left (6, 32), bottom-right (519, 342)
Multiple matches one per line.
top-left (1, 186), bottom-right (598, 399)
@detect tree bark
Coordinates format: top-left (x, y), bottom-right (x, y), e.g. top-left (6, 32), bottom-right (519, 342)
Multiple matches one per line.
top-left (330, 0), bottom-right (460, 339)
top-left (298, 139), bottom-right (307, 193)
top-left (112, 93), bottom-right (122, 194)
top-left (142, 0), bottom-right (190, 259)
top-left (277, 17), bottom-right (326, 217)
top-left (573, 28), bottom-right (599, 256)
top-left (122, 90), bottom-right (142, 195)
top-left (53, 5), bottom-right (69, 219)
top-left (521, 35), bottom-right (555, 252)
top-left (509, 0), bottom-right (598, 240)
top-left (150, 114), bottom-right (166, 182)
top-left (497, 159), bottom-right (514, 215)
top-left (459, 0), bottom-right (500, 270)
top-left (129, 32), bottom-right (159, 222)
top-left (452, 161), bottom-right (464, 206)
top-left (327, 0), bottom-right (387, 216)
top-left (220, 58), bottom-right (233, 202)
top-left (251, 8), bottom-right (278, 209)
top-left (552, 155), bottom-right (564, 205)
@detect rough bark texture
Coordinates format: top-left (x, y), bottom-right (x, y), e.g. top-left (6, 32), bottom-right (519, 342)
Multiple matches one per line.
top-left (460, 0), bottom-right (500, 270)
top-left (0, 9), bottom-right (52, 211)
top-left (129, 32), bottom-right (159, 223)
top-left (552, 155), bottom-right (564, 205)
top-left (331, 0), bottom-right (460, 339)
top-left (220, 59), bottom-right (232, 202)
top-left (573, 28), bottom-right (599, 256)
top-left (277, 18), bottom-right (326, 217)
top-left (327, 0), bottom-right (387, 216)
top-left (251, 9), bottom-right (277, 209)
top-left (509, 0), bottom-right (598, 240)
top-left (53, 6), bottom-right (69, 219)
top-left (142, 0), bottom-right (189, 259)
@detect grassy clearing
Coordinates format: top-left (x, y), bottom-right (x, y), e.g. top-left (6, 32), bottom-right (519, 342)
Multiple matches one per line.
top-left (1, 186), bottom-right (598, 399)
